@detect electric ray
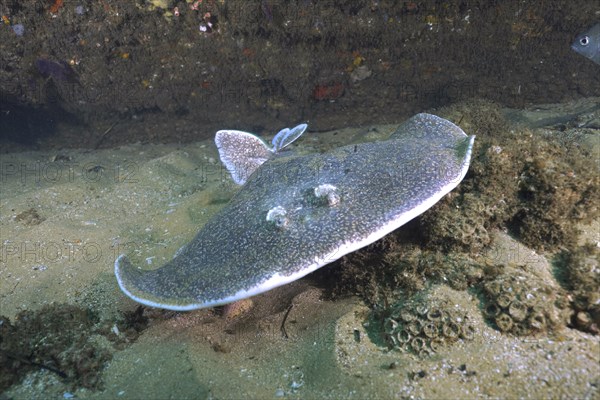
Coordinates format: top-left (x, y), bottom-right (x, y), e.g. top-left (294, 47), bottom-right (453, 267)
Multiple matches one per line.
top-left (115, 113), bottom-right (475, 310)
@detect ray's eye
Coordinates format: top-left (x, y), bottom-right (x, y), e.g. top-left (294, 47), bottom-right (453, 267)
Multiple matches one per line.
top-left (579, 36), bottom-right (590, 46)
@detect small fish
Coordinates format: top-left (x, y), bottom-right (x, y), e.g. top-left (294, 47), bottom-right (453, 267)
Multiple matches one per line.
top-left (571, 23), bottom-right (600, 65)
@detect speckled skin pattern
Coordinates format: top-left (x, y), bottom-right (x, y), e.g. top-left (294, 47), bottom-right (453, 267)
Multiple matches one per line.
top-left (115, 114), bottom-right (474, 309)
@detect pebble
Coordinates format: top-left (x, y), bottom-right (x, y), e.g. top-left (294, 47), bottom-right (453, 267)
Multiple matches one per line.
top-left (11, 24), bottom-right (24, 36)
top-left (575, 311), bottom-right (591, 328)
top-left (350, 65), bottom-right (372, 83)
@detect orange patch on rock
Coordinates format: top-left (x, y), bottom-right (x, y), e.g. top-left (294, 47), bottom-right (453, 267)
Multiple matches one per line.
top-left (49, 0), bottom-right (64, 14)
top-left (312, 82), bottom-right (344, 101)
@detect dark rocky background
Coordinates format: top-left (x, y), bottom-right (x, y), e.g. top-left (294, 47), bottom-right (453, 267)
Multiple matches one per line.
top-left (0, 0), bottom-right (598, 150)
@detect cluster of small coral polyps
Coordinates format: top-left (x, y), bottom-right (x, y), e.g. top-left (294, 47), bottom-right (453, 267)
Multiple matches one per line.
top-left (482, 268), bottom-right (571, 336)
top-left (383, 302), bottom-right (474, 356)
top-left (559, 244), bottom-right (600, 334)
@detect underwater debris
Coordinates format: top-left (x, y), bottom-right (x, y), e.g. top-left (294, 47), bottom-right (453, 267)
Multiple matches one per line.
top-left (14, 207), bottom-right (45, 226)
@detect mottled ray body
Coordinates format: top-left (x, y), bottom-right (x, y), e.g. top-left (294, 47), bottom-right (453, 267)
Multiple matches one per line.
top-left (115, 113), bottom-right (475, 310)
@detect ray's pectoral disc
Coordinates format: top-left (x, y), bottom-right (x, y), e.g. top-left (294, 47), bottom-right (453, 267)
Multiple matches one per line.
top-left (115, 114), bottom-right (475, 310)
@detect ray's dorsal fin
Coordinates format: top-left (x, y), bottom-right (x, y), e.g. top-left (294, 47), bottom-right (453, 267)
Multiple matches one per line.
top-left (272, 124), bottom-right (307, 153)
top-left (215, 130), bottom-right (272, 185)
top-left (215, 124), bottom-right (307, 185)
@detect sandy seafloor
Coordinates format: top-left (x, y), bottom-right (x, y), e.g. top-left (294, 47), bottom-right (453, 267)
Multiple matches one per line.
top-left (1, 99), bottom-right (599, 399)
